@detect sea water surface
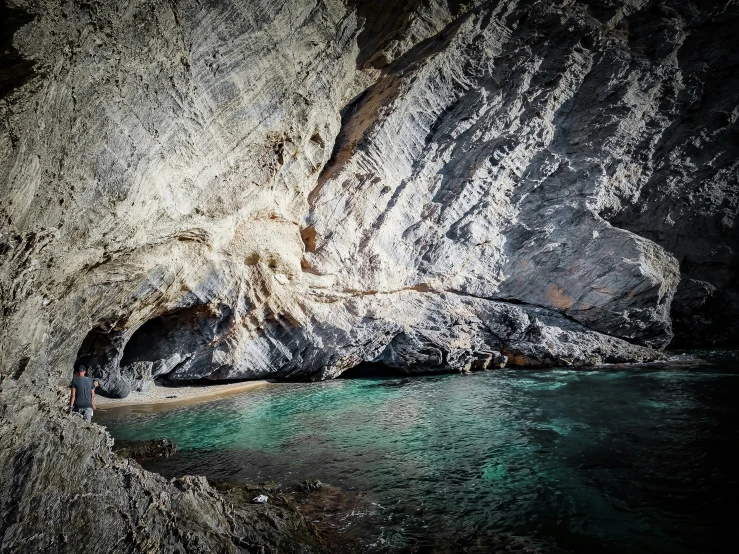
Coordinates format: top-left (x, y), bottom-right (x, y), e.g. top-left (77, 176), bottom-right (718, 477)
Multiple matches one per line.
top-left (99, 351), bottom-right (738, 553)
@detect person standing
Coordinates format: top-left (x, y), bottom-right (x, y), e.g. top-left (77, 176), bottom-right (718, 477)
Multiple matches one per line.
top-left (69, 366), bottom-right (96, 422)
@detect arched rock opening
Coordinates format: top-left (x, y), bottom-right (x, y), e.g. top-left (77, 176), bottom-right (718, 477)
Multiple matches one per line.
top-left (75, 327), bottom-right (124, 372)
top-left (74, 327), bottom-right (129, 397)
top-left (74, 304), bottom-right (233, 398)
top-left (119, 304), bottom-right (234, 386)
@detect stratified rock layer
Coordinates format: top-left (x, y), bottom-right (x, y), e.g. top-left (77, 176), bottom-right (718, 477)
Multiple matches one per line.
top-left (1, 0), bottom-right (737, 552)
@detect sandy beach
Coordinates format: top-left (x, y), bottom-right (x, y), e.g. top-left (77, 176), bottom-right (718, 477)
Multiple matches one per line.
top-left (94, 380), bottom-right (276, 411)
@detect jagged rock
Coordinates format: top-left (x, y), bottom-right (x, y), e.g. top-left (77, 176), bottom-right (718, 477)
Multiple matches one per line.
top-left (2, 0), bottom-right (734, 391)
top-left (97, 375), bottom-right (131, 399)
top-left (0, 404), bottom-right (325, 553)
top-left (0, 0), bottom-right (737, 551)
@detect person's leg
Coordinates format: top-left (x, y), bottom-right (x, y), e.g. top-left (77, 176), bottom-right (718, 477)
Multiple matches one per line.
top-left (83, 408), bottom-right (93, 423)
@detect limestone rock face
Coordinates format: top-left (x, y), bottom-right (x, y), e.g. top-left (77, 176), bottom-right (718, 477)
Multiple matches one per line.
top-left (4, 0), bottom-right (736, 392)
top-left (307, 0), bottom-right (687, 349)
top-left (0, 0), bottom-right (737, 551)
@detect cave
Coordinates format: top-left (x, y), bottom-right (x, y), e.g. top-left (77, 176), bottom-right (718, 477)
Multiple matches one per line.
top-left (74, 327), bottom-right (124, 375)
top-left (73, 326), bottom-right (128, 397)
top-left (72, 304), bottom-right (234, 398)
top-left (119, 304), bottom-right (233, 383)
top-left (340, 361), bottom-right (408, 378)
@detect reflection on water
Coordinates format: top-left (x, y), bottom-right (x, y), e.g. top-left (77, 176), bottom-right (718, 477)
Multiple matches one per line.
top-left (98, 350), bottom-right (739, 553)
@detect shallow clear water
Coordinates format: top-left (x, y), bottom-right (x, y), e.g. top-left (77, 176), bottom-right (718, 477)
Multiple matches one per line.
top-left (99, 350), bottom-right (738, 553)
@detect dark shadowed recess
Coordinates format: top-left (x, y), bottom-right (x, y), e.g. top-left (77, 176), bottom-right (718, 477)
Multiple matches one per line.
top-left (74, 326), bottom-right (125, 373)
top-left (346, 0), bottom-right (425, 69)
top-left (119, 305), bottom-right (232, 368)
top-left (340, 361), bottom-right (409, 378)
top-left (607, 0), bottom-right (739, 348)
top-left (74, 304), bottom-right (233, 397)
top-left (0, 0), bottom-right (35, 100)
top-left (346, 0), bottom-right (469, 69)
top-left (581, 0), bottom-right (623, 24)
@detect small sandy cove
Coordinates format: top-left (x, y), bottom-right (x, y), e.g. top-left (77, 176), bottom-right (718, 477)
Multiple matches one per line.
top-left (94, 380), bottom-right (275, 411)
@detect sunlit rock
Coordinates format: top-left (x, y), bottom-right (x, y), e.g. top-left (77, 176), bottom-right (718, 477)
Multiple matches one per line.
top-left (0, 0), bottom-right (737, 551)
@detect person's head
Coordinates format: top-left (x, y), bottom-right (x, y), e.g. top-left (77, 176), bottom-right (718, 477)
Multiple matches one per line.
top-left (76, 365), bottom-right (87, 376)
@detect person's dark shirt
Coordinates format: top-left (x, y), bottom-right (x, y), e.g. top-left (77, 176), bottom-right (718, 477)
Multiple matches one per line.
top-left (70, 376), bottom-right (94, 409)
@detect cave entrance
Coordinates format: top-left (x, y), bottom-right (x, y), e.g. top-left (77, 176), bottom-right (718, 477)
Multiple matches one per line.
top-left (340, 362), bottom-right (408, 379)
top-left (74, 327), bottom-right (124, 374)
top-left (74, 326), bottom-right (129, 397)
top-left (74, 304), bottom-right (233, 398)
top-left (119, 304), bottom-right (233, 382)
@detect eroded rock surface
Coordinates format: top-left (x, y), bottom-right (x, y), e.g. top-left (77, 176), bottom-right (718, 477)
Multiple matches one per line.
top-left (1, 0), bottom-right (737, 552)
top-left (0, 402), bottom-right (324, 553)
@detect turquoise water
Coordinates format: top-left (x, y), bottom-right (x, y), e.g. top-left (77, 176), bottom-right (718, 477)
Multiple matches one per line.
top-left (99, 351), bottom-right (738, 553)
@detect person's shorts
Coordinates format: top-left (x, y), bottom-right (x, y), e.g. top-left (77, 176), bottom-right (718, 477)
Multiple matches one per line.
top-left (73, 407), bottom-right (94, 422)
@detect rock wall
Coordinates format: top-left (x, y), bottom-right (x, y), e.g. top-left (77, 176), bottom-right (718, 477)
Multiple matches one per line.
top-left (0, 0), bottom-right (737, 551)
top-left (0, 402), bottom-right (326, 553)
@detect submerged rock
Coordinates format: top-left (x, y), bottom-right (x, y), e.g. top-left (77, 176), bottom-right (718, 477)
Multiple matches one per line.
top-left (113, 438), bottom-right (178, 461)
top-left (297, 479), bottom-right (325, 492)
top-left (0, 407), bottom-right (328, 553)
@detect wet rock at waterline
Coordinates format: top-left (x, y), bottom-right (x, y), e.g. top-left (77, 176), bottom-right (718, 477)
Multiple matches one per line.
top-left (0, 0), bottom-right (737, 552)
top-left (297, 479), bottom-right (325, 493)
top-left (73, 292), bottom-right (661, 396)
top-left (113, 438), bottom-right (178, 461)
